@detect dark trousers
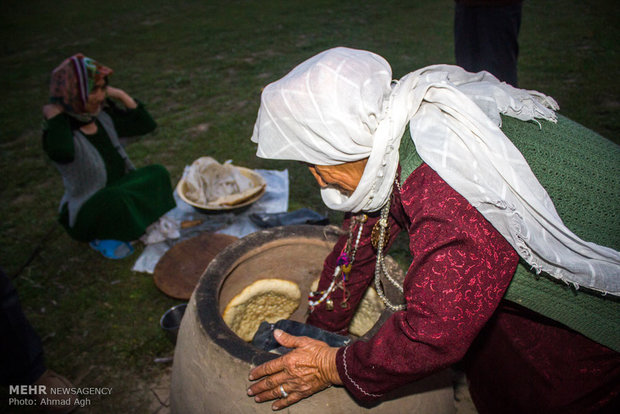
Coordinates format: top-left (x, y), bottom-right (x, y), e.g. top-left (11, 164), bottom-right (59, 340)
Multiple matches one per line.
top-left (0, 269), bottom-right (45, 385)
top-left (454, 3), bottom-right (523, 87)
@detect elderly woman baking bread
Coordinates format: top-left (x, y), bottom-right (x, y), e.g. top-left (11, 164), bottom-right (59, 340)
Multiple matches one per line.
top-left (42, 54), bottom-right (176, 247)
top-left (247, 47), bottom-right (620, 413)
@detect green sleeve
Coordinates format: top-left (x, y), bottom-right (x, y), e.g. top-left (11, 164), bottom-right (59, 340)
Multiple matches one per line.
top-left (42, 113), bottom-right (75, 164)
top-left (105, 99), bottom-right (157, 137)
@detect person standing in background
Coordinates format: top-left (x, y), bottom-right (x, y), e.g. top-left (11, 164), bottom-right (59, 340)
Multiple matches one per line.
top-left (454, 0), bottom-right (523, 87)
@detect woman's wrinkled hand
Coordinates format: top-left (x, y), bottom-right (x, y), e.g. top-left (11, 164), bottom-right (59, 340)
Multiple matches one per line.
top-left (247, 329), bottom-right (342, 411)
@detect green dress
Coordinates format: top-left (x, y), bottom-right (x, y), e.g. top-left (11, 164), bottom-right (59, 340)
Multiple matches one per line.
top-left (43, 101), bottom-right (176, 242)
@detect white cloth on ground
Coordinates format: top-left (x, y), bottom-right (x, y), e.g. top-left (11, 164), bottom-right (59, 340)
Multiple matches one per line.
top-left (131, 169), bottom-right (289, 273)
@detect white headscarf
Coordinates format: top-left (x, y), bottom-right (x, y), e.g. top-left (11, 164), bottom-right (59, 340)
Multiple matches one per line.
top-left (252, 47), bottom-right (398, 212)
top-left (251, 47), bottom-right (620, 295)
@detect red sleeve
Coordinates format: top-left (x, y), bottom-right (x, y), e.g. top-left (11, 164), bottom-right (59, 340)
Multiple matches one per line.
top-left (335, 163), bottom-right (519, 402)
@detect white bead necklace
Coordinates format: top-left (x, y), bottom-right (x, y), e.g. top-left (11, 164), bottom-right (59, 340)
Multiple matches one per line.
top-left (373, 180), bottom-right (407, 311)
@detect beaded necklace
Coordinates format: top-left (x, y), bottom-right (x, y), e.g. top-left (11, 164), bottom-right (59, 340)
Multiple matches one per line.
top-left (308, 180), bottom-right (406, 313)
top-left (308, 213), bottom-right (367, 311)
top-left (372, 179), bottom-right (406, 311)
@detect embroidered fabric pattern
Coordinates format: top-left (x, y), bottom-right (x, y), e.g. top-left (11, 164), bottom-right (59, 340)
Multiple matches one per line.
top-left (466, 302), bottom-right (620, 413)
top-left (326, 164), bottom-right (519, 402)
top-left (341, 346), bottom-right (382, 399)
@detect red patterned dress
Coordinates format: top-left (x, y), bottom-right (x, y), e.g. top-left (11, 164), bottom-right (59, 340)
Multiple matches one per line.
top-left (307, 163), bottom-right (620, 413)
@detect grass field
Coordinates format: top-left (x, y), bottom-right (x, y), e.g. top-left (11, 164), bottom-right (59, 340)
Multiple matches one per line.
top-left (1, 0), bottom-right (618, 412)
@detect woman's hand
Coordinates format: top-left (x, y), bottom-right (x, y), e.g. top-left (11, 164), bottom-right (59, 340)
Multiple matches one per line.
top-left (42, 103), bottom-right (64, 119)
top-left (105, 86), bottom-right (137, 109)
top-left (247, 329), bottom-right (342, 410)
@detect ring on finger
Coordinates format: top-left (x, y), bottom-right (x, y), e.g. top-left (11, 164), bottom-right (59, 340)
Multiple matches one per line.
top-left (279, 384), bottom-right (288, 398)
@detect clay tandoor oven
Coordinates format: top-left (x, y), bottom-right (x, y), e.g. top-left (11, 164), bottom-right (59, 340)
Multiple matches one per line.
top-left (170, 225), bottom-right (455, 413)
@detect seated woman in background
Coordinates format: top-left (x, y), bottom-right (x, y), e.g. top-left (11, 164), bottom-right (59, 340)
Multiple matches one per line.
top-left (42, 54), bottom-right (176, 257)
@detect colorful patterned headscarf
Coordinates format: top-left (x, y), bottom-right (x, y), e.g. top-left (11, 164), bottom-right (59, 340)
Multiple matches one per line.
top-left (49, 53), bottom-right (113, 115)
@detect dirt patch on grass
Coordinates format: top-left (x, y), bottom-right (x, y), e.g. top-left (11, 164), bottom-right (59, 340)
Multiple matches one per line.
top-left (148, 366), bottom-right (171, 414)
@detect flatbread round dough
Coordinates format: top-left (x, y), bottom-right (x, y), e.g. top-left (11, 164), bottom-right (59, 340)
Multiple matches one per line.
top-left (348, 285), bottom-right (385, 337)
top-left (222, 279), bottom-right (301, 342)
top-left (309, 278), bottom-right (385, 337)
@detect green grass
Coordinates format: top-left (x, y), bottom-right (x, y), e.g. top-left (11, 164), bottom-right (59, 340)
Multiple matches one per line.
top-left (1, 0), bottom-right (618, 412)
